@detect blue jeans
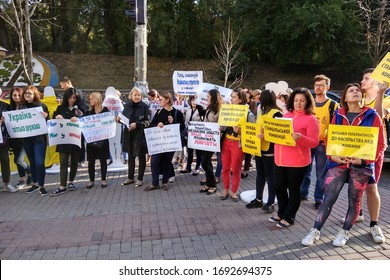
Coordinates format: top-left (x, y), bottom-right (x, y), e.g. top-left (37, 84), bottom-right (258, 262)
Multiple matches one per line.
top-left (23, 140), bottom-right (46, 187)
top-left (300, 142), bottom-right (328, 202)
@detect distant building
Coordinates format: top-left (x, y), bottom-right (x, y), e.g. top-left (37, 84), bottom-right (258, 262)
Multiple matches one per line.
top-left (0, 46), bottom-right (8, 57)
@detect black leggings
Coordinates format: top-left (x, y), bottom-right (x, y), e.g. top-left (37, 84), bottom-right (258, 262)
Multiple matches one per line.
top-left (88, 159), bottom-right (108, 182)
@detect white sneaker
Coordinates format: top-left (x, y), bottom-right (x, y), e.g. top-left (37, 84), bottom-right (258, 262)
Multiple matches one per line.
top-left (340, 214), bottom-right (364, 224)
top-left (333, 229), bottom-right (350, 247)
top-left (6, 184), bottom-right (19, 193)
top-left (370, 225), bottom-right (386, 244)
top-left (169, 177), bottom-right (175, 183)
top-left (301, 228), bottom-right (321, 246)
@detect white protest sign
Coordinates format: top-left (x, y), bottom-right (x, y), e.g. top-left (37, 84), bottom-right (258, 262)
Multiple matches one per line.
top-left (195, 83), bottom-right (232, 107)
top-left (173, 71), bottom-right (203, 95)
top-left (144, 123), bottom-right (182, 155)
top-left (3, 107), bottom-right (48, 138)
top-left (47, 119), bottom-right (82, 148)
top-left (148, 100), bottom-right (161, 119)
top-left (117, 112), bottom-right (130, 128)
top-left (0, 131), bottom-right (3, 144)
top-left (79, 111), bottom-right (116, 143)
top-left (188, 121), bottom-right (221, 152)
top-left (102, 86), bottom-right (124, 112)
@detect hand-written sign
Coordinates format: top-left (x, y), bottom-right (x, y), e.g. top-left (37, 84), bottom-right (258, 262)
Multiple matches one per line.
top-left (102, 96), bottom-right (124, 112)
top-left (195, 83), bottom-right (232, 107)
top-left (187, 121), bottom-right (221, 152)
top-left (241, 122), bottom-right (261, 156)
top-left (262, 116), bottom-right (295, 146)
top-left (3, 107), bottom-right (48, 138)
top-left (218, 104), bottom-right (247, 126)
top-left (173, 71), bottom-right (203, 95)
top-left (326, 124), bottom-right (379, 160)
top-left (144, 124), bottom-right (182, 155)
top-left (47, 119), bottom-right (82, 148)
top-left (370, 52), bottom-right (390, 83)
top-left (79, 111), bottom-right (116, 143)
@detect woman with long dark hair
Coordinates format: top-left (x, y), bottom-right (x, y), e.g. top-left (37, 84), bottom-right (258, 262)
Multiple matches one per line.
top-left (199, 89), bottom-right (222, 195)
top-left (50, 88), bottom-right (85, 196)
top-left (246, 90), bottom-right (282, 212)
top-left (9, 87), bottom-right (32, 189)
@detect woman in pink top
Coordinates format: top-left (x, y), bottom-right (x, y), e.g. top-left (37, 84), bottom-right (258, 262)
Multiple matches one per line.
top-left (269, 88), bottom-right (319, 228)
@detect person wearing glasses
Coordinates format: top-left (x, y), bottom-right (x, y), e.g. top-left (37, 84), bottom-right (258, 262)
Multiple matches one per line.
top-left (50, 88), bottom-right (85, 196)
top-left (300, 75), bottom-right (339, 210)
top-left (22, 86), bottom-right (50, 196)
top-left (8, 87), bottom-right (32, 190)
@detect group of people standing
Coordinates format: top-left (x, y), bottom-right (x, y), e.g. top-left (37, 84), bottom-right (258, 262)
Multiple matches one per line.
top-left (0, 69), bottom-right (388, 248)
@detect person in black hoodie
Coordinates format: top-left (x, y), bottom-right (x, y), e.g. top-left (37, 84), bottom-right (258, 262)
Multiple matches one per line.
top-left (50, 88), bottom-right (85, 196)
top-left (119, 87), bottom-right (150, 188)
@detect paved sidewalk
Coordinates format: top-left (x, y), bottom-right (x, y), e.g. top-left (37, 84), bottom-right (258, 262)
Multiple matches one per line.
top-left (0, 162), bottom-right (389, 260)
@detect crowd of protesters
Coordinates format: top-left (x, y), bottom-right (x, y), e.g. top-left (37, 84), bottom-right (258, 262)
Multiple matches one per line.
top-left (0, 71), bottom-right (388, 247)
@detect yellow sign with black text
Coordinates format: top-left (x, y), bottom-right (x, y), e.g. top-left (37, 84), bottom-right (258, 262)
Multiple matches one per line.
top-left (241, 122), bottom-right (261, 156)
top-left (326, 124), bottom-right (379, 160)
top-left (262, 117), bottom-right (295, 146)
top-left (370, 52), bottom-right (390, 83)
top-left (218, 104), bottom-right (247, 126)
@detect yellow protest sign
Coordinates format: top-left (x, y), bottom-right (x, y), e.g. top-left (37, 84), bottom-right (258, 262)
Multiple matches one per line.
top-left (370, 52), bottom-right (390, 83)
top-left (262, 116), bottom-right (295, 146)
top-left (326, 124), bottom-right (379, 160)
top-left (241, 122), bottom-right (261, 156)
top-left (218, 104), bottom-right (247, 126)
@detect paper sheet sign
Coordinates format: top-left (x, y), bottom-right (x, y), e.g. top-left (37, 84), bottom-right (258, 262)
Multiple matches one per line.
top-left (262, 116), bottom-right (295, 146)
top-left (370, 52), bottom-right (390, 83)
top-left (326, 124), bottom-right (379, 160)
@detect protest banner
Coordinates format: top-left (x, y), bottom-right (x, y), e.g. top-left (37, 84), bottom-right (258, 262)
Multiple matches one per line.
top-left (262, 116), bottom-right (295, 146)
top-left (79, 111), bottom-right (116, 143)
top-left (370, 52), bottom-right (390, 83)
top-left (148, 100), bottom-right (161, 119)
top-left (3, 107), bottom-right (48, 138)
top-left (241, 122), bottom-right (261, 156)
top-left (187, 121), bottom-right (221, 152)
top-left (47, 119), bottom-right (82, 148)
top-left (172, 71), bottom-right (203, 95)
top-left (218, 104), bottom-right (247, 126)
top-left (195, 83), bottom-right (232, 107)
top-left (326, 124), bottom-right (379, 160)
top-left (144, 123), bottom-right (182, 155)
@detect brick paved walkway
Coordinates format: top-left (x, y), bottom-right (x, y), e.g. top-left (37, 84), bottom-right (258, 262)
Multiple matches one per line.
top-left (0, 162), bottom-right (389, 260)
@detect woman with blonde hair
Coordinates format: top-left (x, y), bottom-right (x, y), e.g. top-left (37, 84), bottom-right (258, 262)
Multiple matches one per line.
top-left (85, 92), bottom-right (110, 189)
top-left (119, 87), bottom-right (150, 188)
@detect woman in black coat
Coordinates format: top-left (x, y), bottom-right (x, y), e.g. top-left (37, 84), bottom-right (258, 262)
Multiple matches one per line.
top-left (50, 88), bottom-right (85, 196)
top-left (119, 87), bottom-right (150, 188)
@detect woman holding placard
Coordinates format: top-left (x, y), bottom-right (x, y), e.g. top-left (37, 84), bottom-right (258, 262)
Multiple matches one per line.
top-left (246, 90), bottom-right (283, 212)
top-left (9, 87), bottom-right (32, 189)
top-left (144, 91), bottom-right (185, 191)
top-left (302, 83), bottom-right (385, 247)
top-left (85, 92), bottom-right (110, 189)
top-left (220, 89), bottom-right (255, 202)
top-left (22, 86), bottom-right (50, 196)
top-left (199, 89), bottom-right (222, 195)
top-left (269, 88), bottom-right (319, 228)
top-left (50, 88), bottom-right (85, 196)
top-left (119, 87), bottom-right (150, 188)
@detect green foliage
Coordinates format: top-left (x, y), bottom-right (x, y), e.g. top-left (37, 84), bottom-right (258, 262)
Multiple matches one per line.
top-left (1, 0), bottom-right (380, 76)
